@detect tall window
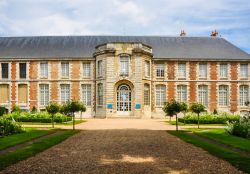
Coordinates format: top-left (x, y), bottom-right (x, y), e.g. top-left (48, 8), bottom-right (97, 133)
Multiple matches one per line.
top-left (0, 84), bottom-right (9, 103)
top-left (97, 83), bottom-right (103, 106)
top-left (156, 64), bottom-right (164, 77)
top-left (156, 85), bottom-right (166, 106)
top-left (219, 64), bottom-right (228, 78)
top-left (240, 85), bottom-right (248, 106)
top-left (18, 84), bottom-right (28, 104)
top-left (82, 84), bottom-right (91, 106)
top-left (144, 61), bottom-right (150, 77)
top-left (177, 85), bottom-right (187, 102)
top-left (97, 60), bottom-right (103, 76)
top-left (199, 63), bottom-right (207, 78)
top-left (61, 62), bottom-right (69, 78)
top-left (219, 85), bottom-right (229, 106)
top-left (83, 63), bottom-right (91, 77)
top-left (178, 63), bottom-right (186, 78)
top-left (19, 63), bottom-right (27, 79)
top-left (240, 64), bottom-right (248, 78)
top-left (40, 84), bottom-right (49, 106)
top-left (120, 56), bottom-right (129, 75)
top-left (144, 84), bottom-right (150, 105)
top-left (1, 63), bottom-right (8, 79)
top-left (40, 63), bottom-right (48, 78)
top-left (198, 85), bottom-right (208, 107)
top-left (60, 84), bottom-right (70, 104)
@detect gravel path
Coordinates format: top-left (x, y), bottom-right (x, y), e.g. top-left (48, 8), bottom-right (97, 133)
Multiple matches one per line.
top-left (1, 130), bottom-right (242, 174)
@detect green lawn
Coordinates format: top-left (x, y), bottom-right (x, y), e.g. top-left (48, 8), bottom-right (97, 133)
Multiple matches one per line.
top-left (0, 130), bottom-right (78, 170)
top-left (168, 130), bottom-right (250, 173)
top-left (166, 121), bottom-right (226, 126)
top-left (19, 119), bottom-right (86, 126)
top-left (0, 128), bottom-right (50, 150)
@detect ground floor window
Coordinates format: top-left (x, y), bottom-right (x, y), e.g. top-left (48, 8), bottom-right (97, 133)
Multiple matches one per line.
top-left (18, 84), bottom-right (28, 104)
top-left (156, 85), bottom-right (166, 106)
top-left (82, 84), bottom-right (91, 106)
top-left (177, 85), bottom-right (187, 102)
top-left (198, 85), bottom-right (208, 107)
top-left (240, 85), bottom-right (248, 106)
top-left (40, 84), bottom-right (49, 106)
top-left (97, 83), bottom-right (103, 106)
top-left (61, 84), bottom-right (70, 104)
top-left (0, 84), bottom-right (9, 103)
top-left (144, 84), bottom-right (150, 105)
top-left (219, 85), bottom-right (228, 106)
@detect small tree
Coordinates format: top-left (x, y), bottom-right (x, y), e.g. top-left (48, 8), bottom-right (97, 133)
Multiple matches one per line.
top-left (180, 102), bottom-right (188, 124)
top-left (66, 101), bottom-right (85, 130)
top-left (190, 103), bottom-right (205, 128)
top-left (79, 103), bottom-right (86, 120)
top-left (163, 100), bottom-right (182, 131)
top-left (0, 106), bottom-right (6, 116)
top-left (46, 102), bottom-right (60, 128)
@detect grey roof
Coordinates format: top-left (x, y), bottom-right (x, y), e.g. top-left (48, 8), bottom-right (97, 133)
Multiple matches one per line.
top-left (0, 35), bottom-right (249, 60)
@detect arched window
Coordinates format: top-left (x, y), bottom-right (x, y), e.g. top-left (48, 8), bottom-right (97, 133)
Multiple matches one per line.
top-left (144, 84), bottom-right (150, 105)
top-left (177, 85), bottom-right (187, 102)
top-left (240, 85), bottom-right (249, 106)
top-left (219, 85), bottom-right (229, 106)
top-left (156, 85), bottom-right (166, 106)
top-left (198, 85), bottom-right (208, 106)
top-left (117, 84), bottom-right (131, 112)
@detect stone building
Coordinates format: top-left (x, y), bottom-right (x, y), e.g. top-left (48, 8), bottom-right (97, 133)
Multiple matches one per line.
top-left (0, 35), bottom-right (249, 118)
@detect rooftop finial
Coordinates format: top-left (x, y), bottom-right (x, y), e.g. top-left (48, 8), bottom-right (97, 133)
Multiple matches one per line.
top-left (211, 30), bottom-right (219, 37)
top-left (180, 30), bottom-right (186, 36)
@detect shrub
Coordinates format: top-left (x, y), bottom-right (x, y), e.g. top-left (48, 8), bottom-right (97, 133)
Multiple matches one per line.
top-left (0, 117), bottom-right (23, 136)
top-left (226, 116), bottom-right (250, 138)
top-left (31, 106), bottom-right (38, 113)
top-left (0, 106), bottom-right (6, 116)
top-left (11, 105), bottom-right (21, 113)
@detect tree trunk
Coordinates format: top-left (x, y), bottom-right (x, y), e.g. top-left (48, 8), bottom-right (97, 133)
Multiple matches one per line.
top-left (198, 113), bottom-right (200, 129)
top-left (73, 113), bottom-right (75, 130)
top-left (52, 114), bottom-right (54, 128)
top-left (169, 116), bottom-right (171, 122)
top-left (80, 111), bottom-right (82, 120)
top-left (176, 114), bottom-right (178, 131)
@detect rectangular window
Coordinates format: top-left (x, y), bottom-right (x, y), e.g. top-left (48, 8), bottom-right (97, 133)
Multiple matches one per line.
top-left (144, 84), bottom-right (150, 105)
top-left (156, 85), bottom-right (166, 106)
top-left (19, 63), bottom-right (27, 79)
top-left (120, 56), bottom-right (129, 75)
top-left (60, 84), bottom-right (70, 104)
top-left (0, 84), bottom-right (9, 103)
top-left (156, 64), bottom-right (164, 77)
top-left (178, 63), bottom-right (186, 78)
top-left (1, 63), bottom-right (9, 79)
top-left (240, 85), bottom-right (249, 106)
top-left (144, 61), bottom-right (150, 77)
top-left (40, 63), bottom-right (48, 78)
top-left (240, 64), bottom-right (248, 78)
top-left (97, 83), bottom-right (103, 106)
top-left (219, 85), bottom-right (229, 106)
top-left (18, 84), bottom-right (28, 104)
top-left (97, 60), bottom-right (103, 76)
top-left (199, 63), bottom-right (207, 78)
top-left (83, 63), bottom-right (91, 77)
top-left (177, 85), bottom-right (187, 102)
top-left (219, 64), bottom-right (228, 78)
top-left (61, 62), bottom-right (69, 78)
top-left (198, 85), bottom-right (208, 107)
top-left (82, 84), bottom-right (91, 106)
top-left (40, 84), bottom-right (49, 106)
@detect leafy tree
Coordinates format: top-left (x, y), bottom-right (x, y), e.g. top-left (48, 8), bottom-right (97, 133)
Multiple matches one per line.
top-left (79, 103), bottom-right (86, 120)
top-left (180, 102), bottom-right (188, 124)
top-left (190, 103), bottom-right (206, 128)
top-left (46, 102), bottom-right (60, 128)
top-left (0, 106), bottom-right (6, 116)
top-left (31, 106), bottom-right (37, 113)
top-left (163, 100), bottom-right (182, 131)
top-left (11, 105), bottom-right (20, 113)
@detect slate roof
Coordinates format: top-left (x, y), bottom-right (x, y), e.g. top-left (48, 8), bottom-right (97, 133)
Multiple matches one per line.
top-left (0, 35), bottom-right (249, 60)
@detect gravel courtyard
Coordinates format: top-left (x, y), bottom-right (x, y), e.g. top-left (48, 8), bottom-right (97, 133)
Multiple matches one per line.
top-left (1, 128), bottom-right (242, 174)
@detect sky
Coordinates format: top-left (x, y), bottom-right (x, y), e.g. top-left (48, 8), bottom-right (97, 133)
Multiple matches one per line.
top-left (0, 0), bottom-right (249, 53)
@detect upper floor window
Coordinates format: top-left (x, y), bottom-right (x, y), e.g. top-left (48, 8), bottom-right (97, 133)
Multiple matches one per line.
top-left (19, 63), bottom-right (27, 79)
top-left (144, 84), bottom-right (150, 105)
top-left (198, 85), bottom-right (208, 107)
top-left (240, 85), bottom-right (249, 106)
top-left (177, 85), bottom-right (187, 102)
top-left (97, 60), bottom-right (103, 76)
top-left (156, 85), bottom-right (166, 106)
top-left (82, 84), bottom-right (91, 106)
top-left (240, 64), bottom-right (248, 78)
top-left (83, 63), bottom-right (91, 77)
top-left (218, 85), bottom-right (229, 106)
top-left (1, 63), bottom-right (9, 79)
top-left (61, 62), bottom-right (69, 78)
top-left (40, 62), bottom-right (48, 78)
top-left (156, 64), bottom-right (164, 77)
top-left (39, 84), bottom-right (49, 106)
top-left (97, 83), bottom-right (103, 106)
top-left (60, 84), bottom-right (70, 104)
top-left (144, 61), bottom-right (150, 77)
top-left (120, 56), bottom-right (129, 75)
top-left (178, 63), bottom-right (186, 78)
top-left (219, 64), bottom-right (228, 78)
top-left (199, 63), bottom-right (207, 79)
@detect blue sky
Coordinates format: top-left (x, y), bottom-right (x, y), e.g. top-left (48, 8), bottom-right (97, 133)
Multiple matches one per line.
top-left (0, 0), bottom-right (249, 53)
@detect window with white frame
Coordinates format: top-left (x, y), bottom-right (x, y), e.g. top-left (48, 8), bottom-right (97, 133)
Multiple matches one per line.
top-left (178, 63), bottom-right (186, 78)
top-left (240, 64), bottom-right (248, 78)
top-left (199, 63), bottom-right (207, 78)
top-left (82, 84), bottom-right (91, 106)
top-left (97, 83), bottom-right (103, 106)
top-left (219, 85), bottom-right (229, 106)
top-left (83, 63), bottom-right (91, 77)
top-left (97, 60), bottom-right (103, 76)
top-left (198, 85), bottom-right (208, 107)
top-left (240, 85), bottom-right (249, 106)
top-left (61, 62), bottom-right (69, 78)
top-left (60, 84), bottom-right (70, 104)
top-left (120, 56), bottom-right (129, 75)
top-left (219, 64), bottom-right (228, 78)
top-left (156, 85), bottom-right (166, 106)
top-left (40, 62), bottom-right (48, 78)
top-left (19, 63), bottom-right (27, 79)
top-left (177, 85), bottom-right (187, 102)
top-left (144, 61), bottom-right (150, 77)
top-left (39, 84), bottom-right (49, 106)
top-left (144, 84), bottom-right (150, 105)
top-left (156, 64), bottom-right (164, 77)
top-left (1, 63), bottom-right (9, 79)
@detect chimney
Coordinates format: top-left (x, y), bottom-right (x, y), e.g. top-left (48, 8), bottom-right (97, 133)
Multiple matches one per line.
top-left (180, 30), bottom-right (186, 37)
top-left (210, 30), bottom-right (218, 37)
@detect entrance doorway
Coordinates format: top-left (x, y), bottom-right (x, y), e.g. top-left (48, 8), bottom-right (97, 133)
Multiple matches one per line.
top-left (117, 84), bottom-right (131, 115)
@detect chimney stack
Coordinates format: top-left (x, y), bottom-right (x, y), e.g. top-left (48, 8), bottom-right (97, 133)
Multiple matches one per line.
top-left (210, 30), bottom-right (218, 37)
top-left (180, 30), bottom-right (186, 37)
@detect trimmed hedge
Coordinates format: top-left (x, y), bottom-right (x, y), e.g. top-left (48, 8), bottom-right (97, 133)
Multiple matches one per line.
top-left (0, 117), bottom-right (23, 136)
top-left (178, 112), bottom-right (240, 124)
top-left (5, 112), bottom-right (72, 123)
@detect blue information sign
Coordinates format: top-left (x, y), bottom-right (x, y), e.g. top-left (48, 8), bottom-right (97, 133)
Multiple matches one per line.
top-left (107, 104), bottom-right (113, 109)
top-left (135, 104), bottom-right (141, 109)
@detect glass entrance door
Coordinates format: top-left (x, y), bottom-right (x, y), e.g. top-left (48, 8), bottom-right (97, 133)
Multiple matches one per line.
top-left (117, 84), bottom-right (131, 115)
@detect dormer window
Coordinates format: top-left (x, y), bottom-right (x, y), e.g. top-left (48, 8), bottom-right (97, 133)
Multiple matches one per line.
top-left (120, 56), bottom-right (129, 76)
